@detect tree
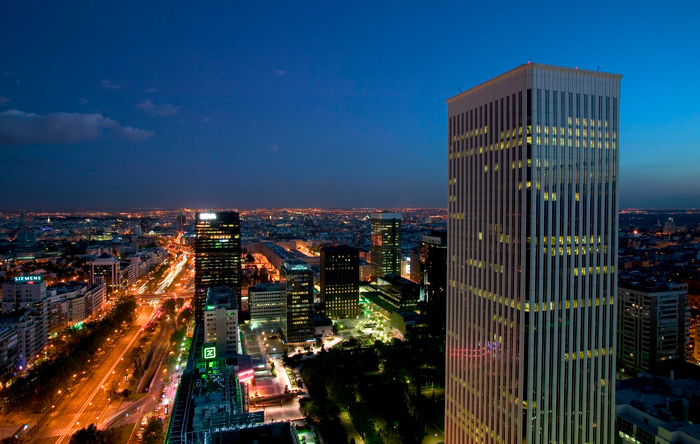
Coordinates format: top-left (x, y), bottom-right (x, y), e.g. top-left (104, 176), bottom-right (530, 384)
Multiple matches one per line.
top-left (141, 418), bottom-right (163, 444)
top-left (259, 267), bottom-right (269, 283)
top-left (68, 424), bottom-right (115, 444)
top-left (163, 299), bottom-right (176, 316)
top-left (0, 437), bottom-right (27, 444)
top-left (379, 425), bottom-right (402, 444)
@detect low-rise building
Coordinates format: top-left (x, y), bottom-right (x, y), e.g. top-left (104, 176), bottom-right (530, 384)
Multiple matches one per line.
top-left (616, 374), bottom-right (700, 444)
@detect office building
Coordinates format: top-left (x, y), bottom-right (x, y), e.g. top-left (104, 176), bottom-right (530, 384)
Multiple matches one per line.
top-left (204, 287), bottom-right (239, 358)
top-left (375, 274), bottom-right (420, 310)
top-left (615, 374), bottom-right (700, 444)
top-left (420, 231), bottom-right (447, 328)
top-left (1, 276), bottom-right (47, 314)
top-left (194, 212), bottom-right (241, 324)
top-left (617, 283), bottom-right (690, 374)
top-left (370, 213), bottom-right (401, 279)
top-left (280, 260), bottom-right (314, 344)
top-left (46, 283), bottom-right (106, 333)
top-left (89, 253), bottom-right (121, 295)
top-left (445, 63), bottom-right (621, 444)
top-left (248, 282), bottom-right (286, 324)
top-left (320, 245), bottom-right (360, 319)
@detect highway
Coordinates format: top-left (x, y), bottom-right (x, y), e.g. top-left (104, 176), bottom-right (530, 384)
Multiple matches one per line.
top-left (29, 306), bottom-right (156, 444)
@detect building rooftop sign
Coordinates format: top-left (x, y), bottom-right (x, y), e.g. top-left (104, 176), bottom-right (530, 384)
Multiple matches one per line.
top-left (203, 346), bottom-right (216, 360)
top-left (199, 213), bottom-right (216, 220)
top-left (14, 275), bottom-right (42, 283)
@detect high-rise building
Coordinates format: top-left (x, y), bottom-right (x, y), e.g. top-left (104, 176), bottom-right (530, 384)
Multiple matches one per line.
top-left (370, 213), bottom-right (401, 279)
top-left (194, 212), bottom-right (242, 324)
top-left (279, 260), bottom-right (314, 344)
top-left (320, 245), bottom-right (359, 319)
top-left (617, 282), bottom-right (690, 374)
top-left (445, 63), bottom-right (621, 444)
top-left (89, 253), bottom-right (121, 295)
top-left (177, 213), bottom-right (188, 226)
top-left (204, 287), bottom-right (239, 358)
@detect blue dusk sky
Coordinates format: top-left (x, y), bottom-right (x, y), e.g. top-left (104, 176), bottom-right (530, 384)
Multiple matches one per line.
top-left (1, 1), bottom-right (698, 211)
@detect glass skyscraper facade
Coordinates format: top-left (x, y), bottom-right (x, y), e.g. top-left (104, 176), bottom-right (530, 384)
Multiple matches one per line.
top-left (320, 245), bottom-right (360, 319)
top-left (370, 213), bottom-right (401, 280)
top-left (445, 64), bottom-right (621, 444)
top-left (194, 211), bottom-right (241, 324)
top-left (280, 260), bottom-right (314, 344)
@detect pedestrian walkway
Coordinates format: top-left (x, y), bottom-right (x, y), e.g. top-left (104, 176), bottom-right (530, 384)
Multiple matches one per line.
top-left (36, 427), bottom-right (81, 439)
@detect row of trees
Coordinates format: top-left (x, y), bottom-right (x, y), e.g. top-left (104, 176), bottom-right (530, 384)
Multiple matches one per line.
top-left (1, 298), bottom-right (138, 413)
top-left (299, 329), bottom-right (445, 444)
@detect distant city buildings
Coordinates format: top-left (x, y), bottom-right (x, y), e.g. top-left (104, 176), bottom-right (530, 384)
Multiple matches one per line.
top-left (370, 213), bottom-right (401, 279)
top-left (204, 287), bottom-right (239, 358)
top-left (280, 260), bottom-right (314, 344)
top-left (194, 212), bottom-right (241, 324)
top-left (445, 64), bottom-right (621, 444)
top-left (320, 245), bottom-right (359, 319)
top-left (618, 282), bottom-right (691, 374)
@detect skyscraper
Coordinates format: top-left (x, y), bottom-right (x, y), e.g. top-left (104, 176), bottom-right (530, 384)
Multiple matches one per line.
top-left (370, 213), bottom-right (401, 279)
top-left (279, 260), bottom-right (314, 344)
top-left (445, 63), bottom-right (621, 444)
top-left (320, 245), bottom-right (359, 319)
top-left (194, 211), bottom-right (241, 324)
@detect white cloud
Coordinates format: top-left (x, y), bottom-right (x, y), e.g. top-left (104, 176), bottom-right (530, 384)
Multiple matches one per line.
top-left (101, 79), bottom-right (121, 90)
top-left (145, 88), bottom-right (157, 93)
top-left (136, 98), bottom-right (178, 116)
top-left (0, 97), bottom-right (10, 106)
top-left (0, 109), bottom-right (153, 145)
top-left (79, 98), bottom-right (88, 105)
top-left (275, 70), bottom-right (285, 76)
top-left (201, 117), bottom-right (211, 122)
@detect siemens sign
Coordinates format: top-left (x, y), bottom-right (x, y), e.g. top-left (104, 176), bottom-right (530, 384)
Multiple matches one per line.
top-left (14, 275), bottom-right (42, 283)
top-left (199, 213), bottom-right (217, 220)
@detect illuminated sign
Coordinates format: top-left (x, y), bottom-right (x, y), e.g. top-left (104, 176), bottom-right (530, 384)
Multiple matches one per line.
top-left (199, 213), bottom-right (216, 220)
top-left (14, 276), bottom-right (42, 283)
top-left (203, 346), bottom-right (216, 360)
top-left (237, 369), bottom-right (254, 383)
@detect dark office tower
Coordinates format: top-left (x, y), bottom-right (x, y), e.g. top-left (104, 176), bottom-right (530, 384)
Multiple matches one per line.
top-left (194, 211), bottom-right (241, 324)
top-left (446, 64), bottom-right (621, 444)
top-left (420, 230), bottom-right (447, 329)
top-left (140, 218), bottom-right (151, 233)
top-left (320, 245), bottom-right (359, 319)
top-left (370, 213), bottom-right (401, 279)
top-left (177, 213), bottom-right (187, 226)
top-left (280, 260), bottom-right (314, 344)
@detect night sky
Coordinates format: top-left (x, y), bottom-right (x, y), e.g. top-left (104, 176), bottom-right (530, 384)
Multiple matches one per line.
top-left (1, 1), bottom-right (698, 211)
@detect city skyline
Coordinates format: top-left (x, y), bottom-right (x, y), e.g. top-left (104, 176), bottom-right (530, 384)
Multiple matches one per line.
top-left (1, 1), bottom-right (699, 210)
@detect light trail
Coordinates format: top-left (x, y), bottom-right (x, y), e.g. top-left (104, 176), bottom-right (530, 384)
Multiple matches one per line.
top-left (155, 253), bottom-right (188, 293)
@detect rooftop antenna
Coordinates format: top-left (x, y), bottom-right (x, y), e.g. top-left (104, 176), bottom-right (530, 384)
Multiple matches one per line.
top-left (457, 88), bottom-right (462, 93)
top-left (597, 66), bottom-right (600, 71)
